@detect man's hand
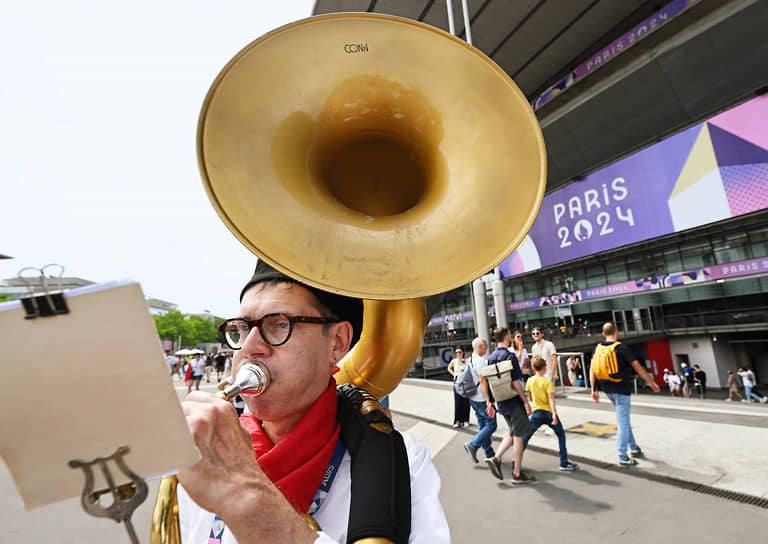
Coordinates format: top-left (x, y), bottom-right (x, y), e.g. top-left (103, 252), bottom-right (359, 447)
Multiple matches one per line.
top-left (631, 360), bottom-right (661, 394)
top-left (591, 390), bottom-right (600, 403)
top-left (178, 392), bottom-right (316, 543)
top-left (485, 402), bottom-right (496, 417)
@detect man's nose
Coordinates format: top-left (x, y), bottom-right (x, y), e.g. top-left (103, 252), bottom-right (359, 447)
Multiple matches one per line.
top-left (241, 324), bottom-right (272, 353)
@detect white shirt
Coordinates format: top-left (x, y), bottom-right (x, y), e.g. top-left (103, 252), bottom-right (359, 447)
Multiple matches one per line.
top-left (531, 339), bottom-right (556, 362)
top-left (468, 352), bottom-right (489, 403)
top-left (531, 339), bottom-right (557, 377)
top-left (178, 431), bottom-right (450, 543)
top-left (508, 347), bottom-right (529, 374)
top-left (189, 358), bottom-right (205, 376)
top-left (739, 370), bottom-right (756, 388)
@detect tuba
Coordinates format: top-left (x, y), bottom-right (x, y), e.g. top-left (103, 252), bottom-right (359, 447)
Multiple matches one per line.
top-left (151, 12), bottom-right (546, 543)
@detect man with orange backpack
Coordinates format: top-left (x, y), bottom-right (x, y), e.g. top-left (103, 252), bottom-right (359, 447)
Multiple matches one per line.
top-left (590, 322), bottom-right (660, 467)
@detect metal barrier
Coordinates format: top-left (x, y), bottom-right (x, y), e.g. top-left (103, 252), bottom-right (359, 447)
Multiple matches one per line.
top-left (554, 351), bottom-right (588, 395)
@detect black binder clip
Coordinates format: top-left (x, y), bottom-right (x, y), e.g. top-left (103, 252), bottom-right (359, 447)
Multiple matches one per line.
top-left (18, 264), bottom-right (70, 319)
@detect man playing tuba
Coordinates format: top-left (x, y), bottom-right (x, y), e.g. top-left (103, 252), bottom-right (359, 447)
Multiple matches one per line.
top-left (176, 261), bottom-right (450, 543)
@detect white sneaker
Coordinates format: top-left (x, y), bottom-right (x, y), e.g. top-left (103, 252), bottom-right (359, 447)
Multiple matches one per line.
top-left (724, 398), bottom-right (732, 402)
top-left (544, 428), bottom-right (555, 436)
top-left (761, 397), bottom-right (768, 404)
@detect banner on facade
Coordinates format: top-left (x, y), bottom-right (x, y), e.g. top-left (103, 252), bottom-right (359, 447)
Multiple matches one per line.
top-left (500, 95), bottom-right (768, 279)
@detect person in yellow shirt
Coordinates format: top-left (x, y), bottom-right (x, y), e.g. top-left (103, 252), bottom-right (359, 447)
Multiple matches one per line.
top-left (523, 356), bottom-right (579, 471)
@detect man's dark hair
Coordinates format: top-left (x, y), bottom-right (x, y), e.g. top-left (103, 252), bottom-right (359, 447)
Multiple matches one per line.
top-left (240, 260), bottom-right (364, 347)
top-left (493, 327), bottom-right (510, 343)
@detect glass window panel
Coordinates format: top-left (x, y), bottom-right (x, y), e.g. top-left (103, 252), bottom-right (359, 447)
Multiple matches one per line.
top-left (585, 264), bottom-right (606, 288)
top-left (748, 226), bottom-right (768, 258)
top-left (510, 281), bottom-right (525, 301)
top-left (712, 232), bottom-right (750, 264)
top-left (679, 240), bottom-right (713, 269)
top-left (523, 279), bottom-right (539, 299)
top-left (625, 255), bottom-right (644, 280)
top-left (605, 260), bottom-right (629, 283)
top-left (663, 247), bottom-right (683, 273)
top-left (569, 268), bottom-right (586, 291)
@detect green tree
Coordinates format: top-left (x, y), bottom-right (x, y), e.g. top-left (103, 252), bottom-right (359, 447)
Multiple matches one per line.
top-left (152, 311), bottom-right (223, 346)
top-left (153, 310), bottom-right (186, 343)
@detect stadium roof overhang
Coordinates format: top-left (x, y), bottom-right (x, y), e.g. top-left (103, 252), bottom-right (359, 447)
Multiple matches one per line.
top-left (313, 0), bottom-right (768, 192)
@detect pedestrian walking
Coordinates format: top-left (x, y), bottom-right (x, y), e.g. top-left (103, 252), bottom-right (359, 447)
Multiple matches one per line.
top-left (463, 337), bottom-right (497, 466)
top-left (725, 370), bottom-right (745, 402)
top-left (522, 356), bottom-right (579, 472)
top-left (187, 353), bottom-right (204, 393)
top-left (738, 367), bottom-right (767, 403)
top-left (590, 322), bottom-right (660, 466)
top-left (482, 328), bottom-right (535, 485)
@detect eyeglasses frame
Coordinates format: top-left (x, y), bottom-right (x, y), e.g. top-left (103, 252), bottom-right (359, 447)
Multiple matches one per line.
top-left (217, 313), bottom-right (339, 349)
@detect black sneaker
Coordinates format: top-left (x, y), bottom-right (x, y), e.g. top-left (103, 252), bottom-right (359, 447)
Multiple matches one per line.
top-left (559, 462), bottom-right (579, 471)
top-left (463, 442), bottom-right (479, 464)
top-left (509, 471), bottom-right (536, 485)
top-left (485, 457), bottom-right (503, 480)
top-left (618, 458), bottom-right (638, 467)
top-left (629, 447), bottom-right (643, 458)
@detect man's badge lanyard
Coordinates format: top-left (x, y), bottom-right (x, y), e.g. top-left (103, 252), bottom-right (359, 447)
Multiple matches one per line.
top-left (207, 438), bottom-right (346, 542)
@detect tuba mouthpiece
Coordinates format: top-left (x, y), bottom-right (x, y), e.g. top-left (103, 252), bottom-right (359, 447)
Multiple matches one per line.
top-left (219, 363), bottom-right (271, 401)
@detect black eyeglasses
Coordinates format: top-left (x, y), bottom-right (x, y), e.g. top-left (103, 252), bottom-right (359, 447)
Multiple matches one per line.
top-left (532, 331), bottom-right (542, 336)
top-left (218, 313), bottom-right (339, 349)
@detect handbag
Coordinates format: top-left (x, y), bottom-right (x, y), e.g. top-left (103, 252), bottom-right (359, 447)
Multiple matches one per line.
top-left (480, 359), bottom-right (519, 401)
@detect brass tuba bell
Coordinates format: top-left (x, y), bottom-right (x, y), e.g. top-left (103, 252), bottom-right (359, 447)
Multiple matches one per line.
top-left (152, 12), bottom-right (546, 543)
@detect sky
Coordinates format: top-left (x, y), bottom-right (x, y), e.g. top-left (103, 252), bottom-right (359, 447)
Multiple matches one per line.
top-left (0, 1), bottom-right (317, 317)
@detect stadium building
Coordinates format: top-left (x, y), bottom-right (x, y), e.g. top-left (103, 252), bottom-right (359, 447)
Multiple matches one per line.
top-left (312, 1), bottom-right (768, 388)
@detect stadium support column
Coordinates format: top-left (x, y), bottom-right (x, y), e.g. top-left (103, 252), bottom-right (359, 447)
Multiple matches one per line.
top-left (472, 278), bottom-right (489, 345)
top-left (492, 274), bottom-right (508, 330)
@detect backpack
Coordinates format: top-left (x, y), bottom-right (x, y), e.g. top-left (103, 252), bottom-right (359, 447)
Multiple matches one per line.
top-left (592, 342), bottom-right (623, 382)
top-left (454, 360), bottom-right (478, 398)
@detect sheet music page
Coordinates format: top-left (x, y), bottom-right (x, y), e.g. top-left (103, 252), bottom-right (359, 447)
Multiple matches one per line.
top-left (0, 280), bottom-right (200, 509)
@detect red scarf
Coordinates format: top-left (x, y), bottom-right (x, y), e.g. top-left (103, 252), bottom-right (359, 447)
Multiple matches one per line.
top-left (239, 381), bottom-right (340, 513)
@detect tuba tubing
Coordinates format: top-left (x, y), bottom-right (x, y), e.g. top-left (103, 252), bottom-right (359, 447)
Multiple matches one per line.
top-left (334, 299), bottom-right (426, 399)
top-left (149, 475), bottom-right (180, 544)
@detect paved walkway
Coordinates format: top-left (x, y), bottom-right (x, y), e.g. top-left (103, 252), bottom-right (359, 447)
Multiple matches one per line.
top-left (2, 375), bottom-right (766, 543)
top-left (391, 378), bottom-right (768, 499)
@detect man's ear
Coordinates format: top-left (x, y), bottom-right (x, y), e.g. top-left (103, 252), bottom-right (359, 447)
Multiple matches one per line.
top-left (330, 321), bottom-right (354, 363)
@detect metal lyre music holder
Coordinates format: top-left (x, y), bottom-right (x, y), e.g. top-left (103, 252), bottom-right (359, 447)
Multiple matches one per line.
top-left (68, 445), bottom-right (149, 544)
top-left (17, 264), bottom-right (70, 319)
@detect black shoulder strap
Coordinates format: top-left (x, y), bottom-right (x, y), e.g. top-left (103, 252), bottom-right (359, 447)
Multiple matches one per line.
top-left (336, 384), bottom-right (411, 544)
